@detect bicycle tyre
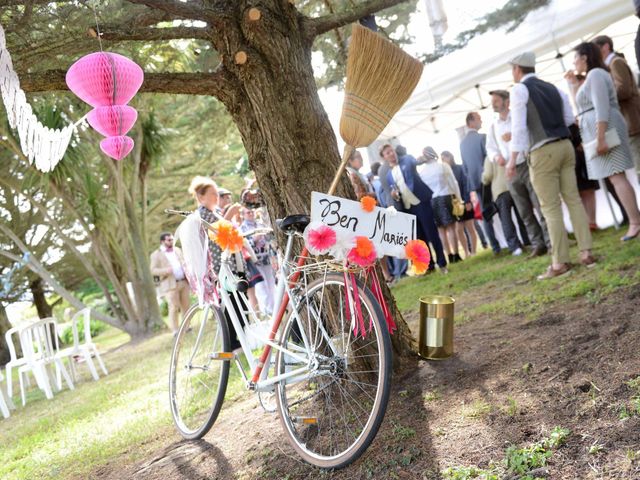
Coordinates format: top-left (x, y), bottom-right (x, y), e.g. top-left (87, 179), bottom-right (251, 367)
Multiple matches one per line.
top-left (275, 272), bottom-right (392, 469)
top-left (169, 303), bottom-right (230, 440)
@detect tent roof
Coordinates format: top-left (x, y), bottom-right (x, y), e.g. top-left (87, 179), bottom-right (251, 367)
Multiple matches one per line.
top-left (381, 0), bottom-right (635, 140)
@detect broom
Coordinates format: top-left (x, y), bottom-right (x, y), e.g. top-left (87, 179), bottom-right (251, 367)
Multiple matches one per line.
top-left (327, 23), bottom-right (424, 195)
top-left (252, 24), bottom-right (423, 382)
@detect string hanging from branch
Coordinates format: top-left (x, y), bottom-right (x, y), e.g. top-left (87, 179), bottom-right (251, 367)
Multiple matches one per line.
top-left (0, 24), bottom-right (82, 172)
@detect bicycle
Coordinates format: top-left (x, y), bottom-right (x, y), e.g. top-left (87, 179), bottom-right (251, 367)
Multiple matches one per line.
top-left (167, 210), bottom-right (392, 469)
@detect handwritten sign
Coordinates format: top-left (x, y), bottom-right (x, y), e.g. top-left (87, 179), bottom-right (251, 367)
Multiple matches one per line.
top-left (310, 192), bottom-right (416, 258)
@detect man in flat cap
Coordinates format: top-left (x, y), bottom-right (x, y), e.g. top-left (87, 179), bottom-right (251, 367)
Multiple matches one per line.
top-left (508, 52), bottom-right (595, 280)
top-left (486, 89), bottom-right (549, 258)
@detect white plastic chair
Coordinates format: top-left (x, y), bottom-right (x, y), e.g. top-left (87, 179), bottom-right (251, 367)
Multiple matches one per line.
top-left (57, 308), bottom-right (108, 384)
top-left (4, 325), bottom-right (32, 399)
top-left (18, 319), bottom-right (75, 405)
top-left (0, 370), bottom-right (14, 419)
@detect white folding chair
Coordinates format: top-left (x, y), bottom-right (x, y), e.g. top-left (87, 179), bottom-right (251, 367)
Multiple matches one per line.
top-left (56, 308), bottom-right (108, 384)
top-left (18, 319), bottom-right (75, 405)
top-left (4, 325), bottom-right (32, 399)
top-left (0, 370), bottom-right (14, 419)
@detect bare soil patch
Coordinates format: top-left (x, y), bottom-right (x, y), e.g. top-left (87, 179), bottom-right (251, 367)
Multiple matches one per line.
top-left (92, 282), bottom-right (640, 480)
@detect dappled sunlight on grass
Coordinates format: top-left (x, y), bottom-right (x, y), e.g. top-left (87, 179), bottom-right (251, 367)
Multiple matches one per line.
top-left (1, 327), bottom-right (255, 480)
top-left (2, 226), bottom-right (638, 479)
top-left (392, 227), bottom-right (640, 324)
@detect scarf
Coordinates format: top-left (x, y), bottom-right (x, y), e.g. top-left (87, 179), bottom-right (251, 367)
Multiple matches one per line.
top-left (392, 165), bottom-right (420, 210)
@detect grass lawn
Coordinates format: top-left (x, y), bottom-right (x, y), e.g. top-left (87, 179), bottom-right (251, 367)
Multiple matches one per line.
top-left (1, 226), bottom-right (638, 479)
top-left (393, 226), bottom-right (640, 329)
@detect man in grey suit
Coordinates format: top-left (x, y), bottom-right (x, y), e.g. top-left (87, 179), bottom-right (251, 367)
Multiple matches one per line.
top-left (460, 112), bottom-right (501, 253)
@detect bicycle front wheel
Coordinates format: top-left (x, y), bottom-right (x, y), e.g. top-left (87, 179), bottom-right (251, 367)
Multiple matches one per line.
top-left (275, 272), bottom-right (392, 469)
top-left (169, 303), bottom-right (230, 440)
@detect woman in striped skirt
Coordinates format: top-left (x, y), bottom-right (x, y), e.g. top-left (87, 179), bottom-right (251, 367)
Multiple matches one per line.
top-left (566, 42), bottom-right (640, 241)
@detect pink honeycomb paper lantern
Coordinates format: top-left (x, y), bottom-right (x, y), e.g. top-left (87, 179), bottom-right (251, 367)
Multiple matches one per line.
top-left (66, 52), bottom-right (144, 107)
top-left (100, 135), bottom-right (134, 161)
top-left (87, 105), bottom-right (138, 137)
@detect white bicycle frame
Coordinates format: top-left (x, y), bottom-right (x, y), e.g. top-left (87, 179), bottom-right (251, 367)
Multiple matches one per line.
top-left (213, 230), bottom-right (352, 394)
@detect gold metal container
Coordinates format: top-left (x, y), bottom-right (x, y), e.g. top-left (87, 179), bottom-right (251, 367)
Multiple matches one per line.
top-left (418, 295), bottom-right (454, 360)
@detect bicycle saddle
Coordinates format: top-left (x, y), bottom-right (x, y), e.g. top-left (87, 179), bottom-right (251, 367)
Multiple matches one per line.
top-left (276, 214), bottom-right (310, 233)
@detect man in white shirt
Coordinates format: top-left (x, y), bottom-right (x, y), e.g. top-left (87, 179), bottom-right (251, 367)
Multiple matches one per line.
top-left (507, 52), bottom-right (594, 280)
top-left (150, 233), bottom-right (190, 334)
top-left (486, 89), bottom-right (549, 257)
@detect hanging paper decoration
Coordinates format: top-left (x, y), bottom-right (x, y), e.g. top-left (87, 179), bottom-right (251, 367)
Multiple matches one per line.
top-left (87, 105), bottom-right (138, 137)
top-left (66, 52), bottom-right (144, 107)
top-left (0, 24), bottom-right (81, 172)
top-left (66, 51), bottom-right (144, 161)
top-left (303, 222), bottom-right (337, 255)
top-left (100, 136), bottom-right (134, 161)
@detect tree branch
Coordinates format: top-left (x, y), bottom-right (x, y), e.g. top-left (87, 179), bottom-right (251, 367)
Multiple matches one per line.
top-left (89, 25), bottom-right (212, 42)
top-left (0, 0), bottom-right (68, 5)
top-left (20, 69), bottom-right (229, 97)
top-left (124, 0), bottom-right (214, 23)
top-left (307, 0), bottom-right (411, 37)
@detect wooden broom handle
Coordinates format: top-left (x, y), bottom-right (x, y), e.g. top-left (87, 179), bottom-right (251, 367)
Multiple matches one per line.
top-left (327, 144), bottom-right (355, 196)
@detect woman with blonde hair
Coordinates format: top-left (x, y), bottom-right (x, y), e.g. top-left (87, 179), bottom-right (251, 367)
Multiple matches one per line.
top-left (188, 176), bottom-right (262, 350)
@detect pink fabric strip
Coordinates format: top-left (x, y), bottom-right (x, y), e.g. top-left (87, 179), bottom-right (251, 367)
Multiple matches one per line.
top-left (349, 272), bottom-right (366, 338)
top-left (368, 266), bottom-right (396, 334)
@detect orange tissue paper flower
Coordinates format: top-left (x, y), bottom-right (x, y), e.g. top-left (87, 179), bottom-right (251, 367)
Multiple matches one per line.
top-left (360, 196), bottom-right (377, 213)
top-left (405, 239), bottom-right (430, 275)
top-left (211, 220), bottom-right (244, 253)
top-left (348, 236), bottom-right (377, 267)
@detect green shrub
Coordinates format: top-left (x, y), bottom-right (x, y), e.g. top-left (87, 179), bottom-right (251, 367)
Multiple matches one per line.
top-left (60, 319), bottom-right (107, 345)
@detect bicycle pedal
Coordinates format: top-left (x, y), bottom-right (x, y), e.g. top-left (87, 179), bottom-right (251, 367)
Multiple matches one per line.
top-left (209, 352), bottom-right (234, 360)
top-left (293, 416), bottom-right (318, 425)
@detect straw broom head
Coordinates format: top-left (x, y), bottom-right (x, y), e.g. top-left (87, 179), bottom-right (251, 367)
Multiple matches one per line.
top-left (339, 24), bottom-right (423, 148)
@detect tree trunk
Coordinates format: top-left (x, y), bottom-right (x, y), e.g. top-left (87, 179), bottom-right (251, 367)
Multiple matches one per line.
top-left (30, 278), bottom-right (53, 318)
top-left (0, 302), bottom-right (11, 366)
top-left (213, 1), bottom-right (415, 357)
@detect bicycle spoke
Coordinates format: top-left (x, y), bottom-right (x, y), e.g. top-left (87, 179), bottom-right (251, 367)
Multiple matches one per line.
top-left (276, 274), bottom-right (391, 468)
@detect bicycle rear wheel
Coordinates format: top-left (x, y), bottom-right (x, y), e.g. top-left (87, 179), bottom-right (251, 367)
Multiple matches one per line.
top-left (275, 272), bottom-right (392, 469)
top-left (169, 303), bottom-right (230, 439)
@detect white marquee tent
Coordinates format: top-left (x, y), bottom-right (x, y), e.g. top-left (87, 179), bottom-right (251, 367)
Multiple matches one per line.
top-left (380, 0), bottom-right (636, 143)
top-left (322, 0), bottom-right (640, 235)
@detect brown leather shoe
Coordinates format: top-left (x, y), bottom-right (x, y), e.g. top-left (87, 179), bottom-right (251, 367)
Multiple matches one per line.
top-left (536, 263), bottom-right (571, 281)
top-left (580, 255), bottom-right (597, 268)
top-left (528, 245), bottom-right (548, 258)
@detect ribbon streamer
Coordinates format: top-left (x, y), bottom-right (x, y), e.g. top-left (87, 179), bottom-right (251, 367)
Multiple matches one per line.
top-left (0, 24), bottom-right (82, 172)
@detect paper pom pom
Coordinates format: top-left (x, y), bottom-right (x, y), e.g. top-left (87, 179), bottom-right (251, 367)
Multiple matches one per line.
top-left (360, 196), bottom-right (377, 212)
top-left (66, 52), bottom-right (144, 107)
top-left (100, 135), bottom-right (134, 160)
top-left (210, 220), bottom-right (244, 253)
top-left (329, 234), bottom-right (356, 261)
top-left (405, 239), bottom-right (431, 275)
top-left (303, 222), bottom-right (337, 255)
top-left (348, 236), bottom-right (377, 267)
top-left (87, 105), bottom-right (138, 137)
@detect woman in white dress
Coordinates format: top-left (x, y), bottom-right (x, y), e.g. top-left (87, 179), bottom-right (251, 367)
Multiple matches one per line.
top-left (566, 42), bottom-right (640, 241)
top-left (418, 146), bottom-right (464, 263)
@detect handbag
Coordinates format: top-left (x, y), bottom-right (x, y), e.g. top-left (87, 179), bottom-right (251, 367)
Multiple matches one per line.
top-left (451, 197), bottom-right (465, 217)
top-left (582, 129), bottom-right (621, 162)
top-left (480, 183), bottom-right (498, 221)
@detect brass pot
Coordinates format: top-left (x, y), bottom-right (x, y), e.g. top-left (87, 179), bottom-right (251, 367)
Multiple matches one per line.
top-left (418, 295), bottom-right (454, 360)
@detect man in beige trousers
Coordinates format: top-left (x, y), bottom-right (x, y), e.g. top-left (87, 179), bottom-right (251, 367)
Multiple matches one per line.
top-left (150, 232), bottom-right (190, 333)
top-left (507, 52), bottom-right (595, 280)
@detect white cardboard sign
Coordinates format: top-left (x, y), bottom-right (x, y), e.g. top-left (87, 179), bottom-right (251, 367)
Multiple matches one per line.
top-left (310, 192), bottom-right (416, 258)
